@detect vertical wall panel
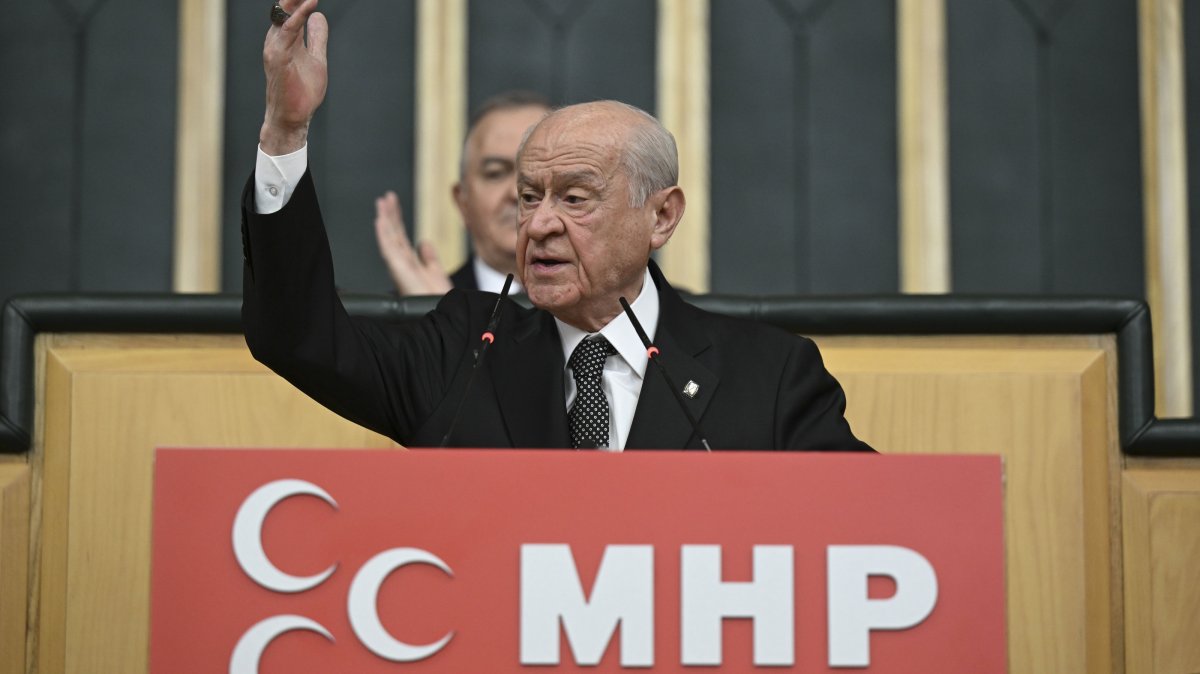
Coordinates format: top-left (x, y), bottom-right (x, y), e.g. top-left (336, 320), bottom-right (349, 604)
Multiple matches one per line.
top-left (710, 0), bottom-right (897, 295)
top-left (78, 0), bottom-right (178, 291)
top-left (0, 7), bottom-right (75, 302)
top-left (222, 0), bottom-right (416, 293)
top-left (467, 0), bottom-right (656, 113)
top-left (0, 0), bottom-right (177, 303)
top-left (949, 0), bottom-right (1143, 296)
top-left (1187, 1), bottom-right (1200, 409)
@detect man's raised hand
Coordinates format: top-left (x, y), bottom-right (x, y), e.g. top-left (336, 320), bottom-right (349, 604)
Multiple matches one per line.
top-left (260, 0), bottom-right (328, 155)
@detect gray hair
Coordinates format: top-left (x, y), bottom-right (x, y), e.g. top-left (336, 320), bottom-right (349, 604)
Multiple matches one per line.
top-left (615, 103), bottom-right (679, 207)
top-left (516, 100), bottom-right (679, 207)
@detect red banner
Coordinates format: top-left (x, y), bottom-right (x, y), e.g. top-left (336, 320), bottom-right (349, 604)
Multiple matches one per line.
top-left (151, 449), bottom-right (1005, 672)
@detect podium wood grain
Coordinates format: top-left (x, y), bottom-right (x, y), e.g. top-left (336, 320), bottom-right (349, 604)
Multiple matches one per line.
top-left (0, 465), bottom-right (29, 674)
top-left (1122, 467), bottom-right (1200, 674)
top-left (29, 334), bottom-right (395, 674)
top-left (816, 335), bottom-right (1119, 674)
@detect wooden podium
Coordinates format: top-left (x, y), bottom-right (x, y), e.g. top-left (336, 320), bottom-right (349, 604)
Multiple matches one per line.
top-left (1, 294), bottom-right (1198, 673)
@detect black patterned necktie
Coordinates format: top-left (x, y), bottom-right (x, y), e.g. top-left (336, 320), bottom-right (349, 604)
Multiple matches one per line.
top-left (568, 336), bottom-right (617, 449)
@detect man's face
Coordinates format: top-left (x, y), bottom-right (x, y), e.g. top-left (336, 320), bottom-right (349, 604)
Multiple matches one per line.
top-left (515, 105), bottom-right (672, 331)
top-left (454, 105), bottom-right (548, 276)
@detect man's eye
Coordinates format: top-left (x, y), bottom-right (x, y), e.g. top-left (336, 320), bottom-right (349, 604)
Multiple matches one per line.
top-left (564, 195), bottom-right (586, 205)
top-left (519, 192), bottom-right (540, 204)
top-left (482, 168), bottom-right (510, 181)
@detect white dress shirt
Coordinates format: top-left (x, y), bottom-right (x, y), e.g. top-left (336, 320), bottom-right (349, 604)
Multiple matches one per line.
top-left (473, 256), bottom-right (523, 294)
top-left (555, 267), bottom-right (659, 452)
top-left (254, 144), bottom-right (661, 450)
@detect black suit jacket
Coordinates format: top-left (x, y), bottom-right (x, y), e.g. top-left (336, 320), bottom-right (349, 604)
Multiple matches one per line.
top-left (242, 170), bottom-right (872, 451)
top-left (448, 258), bottom-right (478, 291)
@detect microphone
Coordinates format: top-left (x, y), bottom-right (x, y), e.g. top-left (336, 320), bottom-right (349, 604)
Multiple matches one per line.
top-left (619, 297), bottom-right (712, 451)
top-left (440, 274), bottom-right (514, 447)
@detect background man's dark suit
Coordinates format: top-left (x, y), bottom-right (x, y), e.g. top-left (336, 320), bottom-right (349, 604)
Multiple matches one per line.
top-left (242, 171), bottom-right (872, 452)
top-left (448, 258), bottom-right (478, 291)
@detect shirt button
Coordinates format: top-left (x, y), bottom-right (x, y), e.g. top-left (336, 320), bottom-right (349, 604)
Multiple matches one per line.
top-left (268, 185), bottom-right (279, 197)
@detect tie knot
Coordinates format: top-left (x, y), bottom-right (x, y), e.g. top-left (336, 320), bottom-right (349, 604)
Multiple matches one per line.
top-left (568, 336), bottom-right (615, 382)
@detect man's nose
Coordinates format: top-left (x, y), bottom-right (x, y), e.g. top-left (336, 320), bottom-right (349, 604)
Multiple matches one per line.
top-left (525, 199), bottom-right (564, 239)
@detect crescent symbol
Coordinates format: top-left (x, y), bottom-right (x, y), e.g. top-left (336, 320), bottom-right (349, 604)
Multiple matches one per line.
top-left (232, 479), bottom-right (339, 593)
top-left (229, 615), bottom-right (333, 674)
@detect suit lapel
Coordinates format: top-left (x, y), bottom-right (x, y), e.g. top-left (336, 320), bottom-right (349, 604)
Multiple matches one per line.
top-left (626, 264), bottom-right (719, 450)
top-left (489, 307), bottom-right (572, 448)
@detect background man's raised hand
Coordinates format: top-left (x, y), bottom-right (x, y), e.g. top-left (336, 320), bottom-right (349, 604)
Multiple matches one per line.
top-left (373, 191), bottom-right (454, 295)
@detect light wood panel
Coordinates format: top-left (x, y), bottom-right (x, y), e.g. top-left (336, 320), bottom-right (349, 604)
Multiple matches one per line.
top-left (30, 335), bottom-right (395, 673)
top-left (1138, 0), bottom-right (1193, 417)
top-left (415, 0), bottom-right (467, 273)
top-left (898, 0), bottom-right (950, 293)
top-left (172, 0), bottom-right (225, 292)
top-left (816, 335), bottom-right (1119, 673)
top-left (657, 0), bottom-right (710, 292)
top-left (1123, 467), bottom-right (1200, 674)
top-left (0, 465), bottom-right (29, 674)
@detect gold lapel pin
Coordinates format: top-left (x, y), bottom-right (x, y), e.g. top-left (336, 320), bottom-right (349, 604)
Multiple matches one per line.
top-left (683, 380), bottom-right (700, 398)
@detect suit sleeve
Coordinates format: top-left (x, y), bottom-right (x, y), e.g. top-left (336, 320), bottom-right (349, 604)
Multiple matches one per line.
top-left (774, 337), bottom-right (875, 452)
top-left (240, 169), bottom-right (470, 443)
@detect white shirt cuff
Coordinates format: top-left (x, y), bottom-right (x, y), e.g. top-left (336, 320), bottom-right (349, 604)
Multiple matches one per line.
top-left (254, 143), bottom-right (308, 214)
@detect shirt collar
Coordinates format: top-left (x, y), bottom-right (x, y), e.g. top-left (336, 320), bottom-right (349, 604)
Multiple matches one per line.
top-left (555, 267), bottom-right (659, 379)
top-left (473, 256), bottom-right (523, 294)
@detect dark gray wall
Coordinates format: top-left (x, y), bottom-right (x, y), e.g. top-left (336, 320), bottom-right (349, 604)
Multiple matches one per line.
top-left (710, 0), bottom-right (899, 295)
top-left (948, 0), bottom-right (1144, 295)
top-left (221, 0), bottom-right (416, 294)
top-left (0, 0), bottom-right (177, 303)
top-left (467, 0), bottom-right (656, 113)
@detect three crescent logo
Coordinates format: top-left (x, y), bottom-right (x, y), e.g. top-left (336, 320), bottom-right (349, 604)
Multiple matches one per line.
top-left (228, 479), bottom-right (454, 674)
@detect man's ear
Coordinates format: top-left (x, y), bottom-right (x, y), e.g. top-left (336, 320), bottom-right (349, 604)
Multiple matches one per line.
top-left (452, 182), bottom-right (467, 220)
top-left (648, 186), bottom-right (686, 251)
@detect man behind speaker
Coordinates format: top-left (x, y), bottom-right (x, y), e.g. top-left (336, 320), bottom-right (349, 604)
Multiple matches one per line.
top-left (243, 0), bottom-right (873, 452)
top-left (373, 92), bottom-right (550, 295)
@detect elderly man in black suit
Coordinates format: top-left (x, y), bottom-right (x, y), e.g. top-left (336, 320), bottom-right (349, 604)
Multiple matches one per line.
top-left (243, 0), bottom-right (872, 452)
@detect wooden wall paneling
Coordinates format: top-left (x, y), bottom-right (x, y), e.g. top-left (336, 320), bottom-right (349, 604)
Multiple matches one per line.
top-left (416, 0), bottom-right (467, 276)
top-left (1188, 0), bottom-right (1200, 414)
top-left (172, 0), bottom-right (225, 292)
top-left (898, 0), bottom-right (949, 293)
top-left (657, 0), bottom-right (711, 293)
top-left (1139, 0), bottom-right (1194, 418)
top-left (815, 335), bottom-right (1119, 673)
top-left (1122, 468), bottom-right (1200, 674)
top-left (0, 465), bottom-right (29, 674)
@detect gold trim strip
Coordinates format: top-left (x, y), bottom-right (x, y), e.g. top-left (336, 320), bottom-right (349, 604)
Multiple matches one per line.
top-left (172, 0), bottom-right (225, 292)
top-left (1139, 0), bottom-right (1193, 417)
top-left (898, 0), bottom-right (950, 293)
top-left (657, 0), bottom-right (711, 292)
top-left (415, 0), bottom-right (467, 273)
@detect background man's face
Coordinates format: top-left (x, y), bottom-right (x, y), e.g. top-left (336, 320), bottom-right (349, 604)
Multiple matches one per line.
top-left (454, 105), bottom-right (548, 276)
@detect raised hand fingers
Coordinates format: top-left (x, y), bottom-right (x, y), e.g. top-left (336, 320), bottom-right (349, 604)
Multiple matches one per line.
top-left (271, 0), bottom-right (318, 48)
top-left (375, 192), bottom-right (414, 252)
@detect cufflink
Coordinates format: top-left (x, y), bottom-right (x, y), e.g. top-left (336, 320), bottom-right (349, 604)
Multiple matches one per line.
top-left (683, 380), bottom-right (700, 398)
